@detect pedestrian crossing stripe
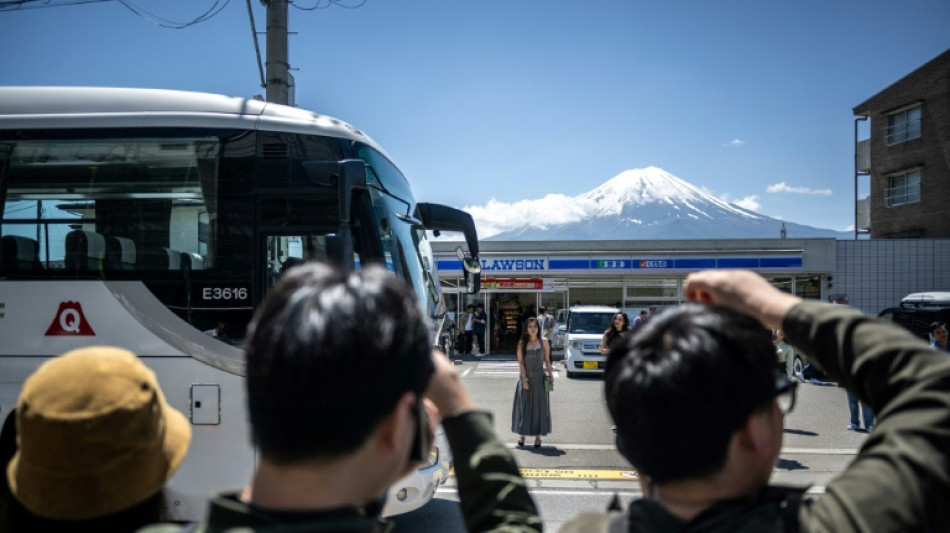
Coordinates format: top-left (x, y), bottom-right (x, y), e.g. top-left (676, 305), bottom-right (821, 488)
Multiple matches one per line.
top-left (448, 467), bottom-right (639, 481)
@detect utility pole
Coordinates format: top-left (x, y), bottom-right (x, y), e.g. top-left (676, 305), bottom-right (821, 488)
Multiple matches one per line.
top-left (264, 0), bottom-right (290, 105)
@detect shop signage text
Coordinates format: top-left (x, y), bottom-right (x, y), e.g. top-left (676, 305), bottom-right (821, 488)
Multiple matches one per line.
top-left (482, 278), bottom-right (545, 290)
top-left (481, 258), bottom-right (547, 271)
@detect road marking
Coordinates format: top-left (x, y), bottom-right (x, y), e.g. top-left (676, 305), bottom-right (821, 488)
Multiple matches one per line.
top-left (783, 447), bottom-right (859, 455)
top-left (500, 443), bottom-right (858, 455)
top-left (519, 468), bottom-right (639, 480)
top-left (438, 486), bottom-right (828, 497)
top-left (448, 467), bottom-right (638, 480)
top-left (470, 361), bottom-right (561, 378)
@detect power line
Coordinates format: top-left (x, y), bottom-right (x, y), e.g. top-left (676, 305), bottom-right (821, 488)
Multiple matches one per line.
top-left (246, 0), bottom-right (266, 89)
top-left (0, 0), bottom-right (232, 28)
top-left (290, 0), bottom-right (366, 11)
top-left (0, 0), bottom-right (111, 11)
top-left (116, 0), bottom-right (231, 29)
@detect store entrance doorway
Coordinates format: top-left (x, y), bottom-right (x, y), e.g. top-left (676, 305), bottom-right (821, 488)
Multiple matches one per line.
top-left (443, 283), bottom-right (566, 357)
top-left (490, 291), bottom-right (567, 356)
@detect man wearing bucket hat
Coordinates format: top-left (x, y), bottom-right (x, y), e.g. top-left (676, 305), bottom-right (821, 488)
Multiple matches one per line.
top-left (1, 346), bottom-right (191, 532)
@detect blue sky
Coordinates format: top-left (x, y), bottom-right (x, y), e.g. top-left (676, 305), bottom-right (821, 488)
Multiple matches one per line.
top-left (2, 0), bottom-right (948, 235)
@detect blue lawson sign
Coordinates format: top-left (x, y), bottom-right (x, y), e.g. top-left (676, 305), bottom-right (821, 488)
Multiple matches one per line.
top-left (479, 258), bottom-right (548, 271)
top-left (436, 256), bottom-right (802, 273)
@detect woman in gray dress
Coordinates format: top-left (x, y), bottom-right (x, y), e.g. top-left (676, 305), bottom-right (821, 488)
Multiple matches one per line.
top-left (512, 317), bottom-right (554, 448)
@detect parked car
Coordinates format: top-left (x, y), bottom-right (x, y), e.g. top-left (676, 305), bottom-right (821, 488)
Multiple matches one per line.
top-left (551, 322), bottom-right (566, 351)
top-left (878, 291), bottom-right (950, 342)
top-left (790, 352), bottom-right (824, 382)
top-left (563, 305), bottom-right (619, 378)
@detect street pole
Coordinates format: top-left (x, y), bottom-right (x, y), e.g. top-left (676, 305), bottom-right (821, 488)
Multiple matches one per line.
top-left (265, 0), bottom-right (290, 105)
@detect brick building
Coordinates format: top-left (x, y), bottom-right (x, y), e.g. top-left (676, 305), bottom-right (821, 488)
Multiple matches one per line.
top-left (853, 49), bottom-right (950, 238)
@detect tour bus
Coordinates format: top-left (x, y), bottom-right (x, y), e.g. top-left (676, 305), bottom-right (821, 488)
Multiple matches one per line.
top-left (0, 87), bottom-right (483, 518)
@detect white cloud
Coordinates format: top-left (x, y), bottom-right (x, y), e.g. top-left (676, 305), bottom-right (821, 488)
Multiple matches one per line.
top-left (461, 194), bottom-right (587, 238)
top-left (725, 138), bottom-right (745, 147)
top-left (715, 192), bottom-right (761, 213)
top-left (733, 195), bottom-right (761, 211)
top-left (844, 224), bottom-right (855, 231)
top-left (766, 182), bottom-right (832, 195)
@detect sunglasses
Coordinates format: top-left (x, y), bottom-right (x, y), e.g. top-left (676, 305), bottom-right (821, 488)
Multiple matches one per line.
top-left (774, 373), bottom-right (798, 415)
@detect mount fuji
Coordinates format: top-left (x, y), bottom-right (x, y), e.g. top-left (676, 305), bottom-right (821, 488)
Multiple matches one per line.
top-left (483, 167), bottom-right (849, 241)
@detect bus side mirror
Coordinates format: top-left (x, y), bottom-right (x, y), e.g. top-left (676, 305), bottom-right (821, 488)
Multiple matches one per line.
top-left (457, 246), bottom-right (481, 294)
top-left (302, 159), bottom-right (367, 224)
top-left (416, 203), bottom-right (481, 294)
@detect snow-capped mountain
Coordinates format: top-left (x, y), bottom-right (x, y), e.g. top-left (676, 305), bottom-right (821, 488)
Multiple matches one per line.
top-left (484, 166), bottom-right (849, 240)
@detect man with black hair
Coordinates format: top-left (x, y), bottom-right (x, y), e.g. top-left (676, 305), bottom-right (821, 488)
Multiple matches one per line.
top-left (931, 321), bottom-right (949, 352)
top-left (562, 269), bottom-right (950, 532)
top-left (538, 306), bottom-right (554, 342)
top-left (631, 309), bottom-right (648, 330)
top-left (147, 263), bottom-right (540, 532)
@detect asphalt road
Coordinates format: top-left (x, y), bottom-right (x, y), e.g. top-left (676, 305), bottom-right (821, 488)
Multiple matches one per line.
top-left (394, 356), bottom-right (871, 531)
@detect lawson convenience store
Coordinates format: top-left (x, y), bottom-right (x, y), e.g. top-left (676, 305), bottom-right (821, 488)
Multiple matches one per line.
top-left (431, 238), bottom-right (836, 354)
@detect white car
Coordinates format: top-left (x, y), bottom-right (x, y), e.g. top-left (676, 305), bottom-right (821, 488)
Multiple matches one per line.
top-left (563, 306), bottom-right (620, 378)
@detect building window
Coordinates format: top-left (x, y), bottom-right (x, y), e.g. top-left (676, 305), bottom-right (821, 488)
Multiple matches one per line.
top-left (885, 170), bottom-right (921, 207)
top-left (886, 106), bottom-right (921, 145)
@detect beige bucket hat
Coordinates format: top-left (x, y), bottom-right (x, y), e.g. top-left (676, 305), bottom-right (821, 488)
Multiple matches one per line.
top-left (6, 346), bottom-right (191, 520)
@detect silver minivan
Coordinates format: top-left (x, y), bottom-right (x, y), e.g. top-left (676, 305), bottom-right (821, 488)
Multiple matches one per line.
top-left (563, 305), bottom-right (619, 378)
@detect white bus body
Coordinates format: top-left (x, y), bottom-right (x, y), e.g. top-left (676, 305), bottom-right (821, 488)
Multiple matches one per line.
top-left (0, 87), bottom-right (481, 518)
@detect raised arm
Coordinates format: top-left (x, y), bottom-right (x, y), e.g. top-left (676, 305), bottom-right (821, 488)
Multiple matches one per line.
top-left (686, 270), bottom-right (950, 531)
top-left (426, 351), bottom-right (541, 532)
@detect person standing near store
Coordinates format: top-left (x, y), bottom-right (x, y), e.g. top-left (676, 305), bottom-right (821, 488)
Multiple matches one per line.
top-left (600, 312), bottom-right (630, 355)
top-left (846, 390), bottom-right (875, 432)
top-left (631, 310), bottom-right (648, 330)
top-left (774, 329), bottom-right (797, 379)
top-left (512, 317), bottom-right (554, 448)
top-left (931, 321), bottom-right (949, 352)
top-left (538, 307), bottom-right (554, 343)
top-left (473, 303), bottom-right (488, 357)
top-left (462, 304), bottom-right (475, 356)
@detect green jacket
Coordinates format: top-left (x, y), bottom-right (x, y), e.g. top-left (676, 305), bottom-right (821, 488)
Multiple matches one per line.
top-left (561, 301), bottom-right (950, 532)
top-left (141, 411), bottom-right (540, 533)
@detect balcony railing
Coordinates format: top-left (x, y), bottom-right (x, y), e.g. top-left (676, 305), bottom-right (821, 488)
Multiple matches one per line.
top-left (886, 118), bottom-right (921, 145)
top-left (885, 183), bottom-right (921, 207)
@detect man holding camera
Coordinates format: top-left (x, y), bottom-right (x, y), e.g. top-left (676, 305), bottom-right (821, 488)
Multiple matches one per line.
top-left (147, 264), bottom-right (540, 532)
top-left (562, 270), bottom-right (950, 532)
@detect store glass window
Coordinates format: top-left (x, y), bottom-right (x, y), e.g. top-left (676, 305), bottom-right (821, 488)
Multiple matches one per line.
top-left (625, 278), bottom-right (679, 298)
top-left (794, 275), bottom-right (822, 300)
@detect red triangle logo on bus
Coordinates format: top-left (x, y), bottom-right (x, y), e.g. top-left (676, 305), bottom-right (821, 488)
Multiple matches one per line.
top-left (44, 302), bottom-right (96, 336)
